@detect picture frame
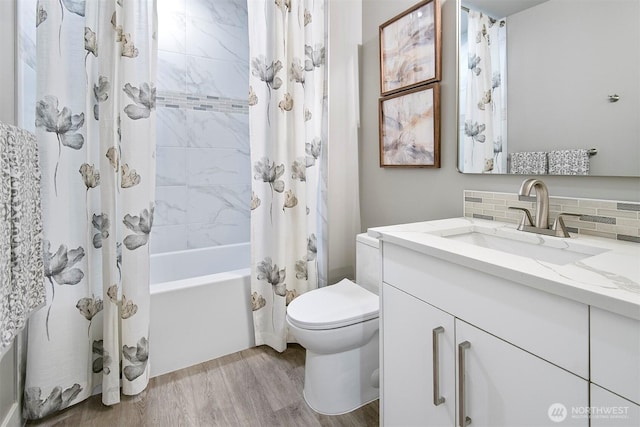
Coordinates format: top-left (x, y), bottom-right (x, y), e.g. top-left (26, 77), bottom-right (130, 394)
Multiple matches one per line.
top-left (379, 0), bottom-right (442, 95)
top-left (379, 83), bottom-right (440, 168)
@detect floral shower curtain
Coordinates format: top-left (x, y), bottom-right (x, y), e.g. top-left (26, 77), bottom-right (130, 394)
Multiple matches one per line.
top-left (24, 0), bottom-right (157, 419)
top-left (463, 10), bottom-right (507, 173)
top-left (248, 0), bottom-right (327, 352)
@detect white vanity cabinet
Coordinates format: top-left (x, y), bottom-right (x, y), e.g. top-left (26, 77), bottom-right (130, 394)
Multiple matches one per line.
top-left (381, 242), bottom-right (590, 427)
top-left (382, 281), bottom-right (588, 427)
top-left (590, 307), bottom-right (640, 425)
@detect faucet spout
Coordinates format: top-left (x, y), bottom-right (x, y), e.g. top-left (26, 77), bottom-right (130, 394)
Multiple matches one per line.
top-left (518, 178), bottom-right (550, 229)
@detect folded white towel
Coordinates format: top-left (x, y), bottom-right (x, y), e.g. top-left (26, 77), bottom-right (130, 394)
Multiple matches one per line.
top-left (509, 152), bottom-right (548, 174)
top-left (0, 122), bottom-right (45, 357)
top-left (548, 149), bottom-right (590, 175)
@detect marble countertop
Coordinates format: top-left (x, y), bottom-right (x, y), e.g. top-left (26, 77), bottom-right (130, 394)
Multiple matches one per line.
top-left (369, 217), bottom-right (640, 320)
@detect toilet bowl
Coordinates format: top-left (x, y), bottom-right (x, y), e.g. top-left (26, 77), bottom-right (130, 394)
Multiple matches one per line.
top-left (285, 233), bottom-right (380, 415)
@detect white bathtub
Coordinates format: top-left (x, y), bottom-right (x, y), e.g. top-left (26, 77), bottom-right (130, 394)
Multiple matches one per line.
top-left (149, 243), bottom-right (255, 377)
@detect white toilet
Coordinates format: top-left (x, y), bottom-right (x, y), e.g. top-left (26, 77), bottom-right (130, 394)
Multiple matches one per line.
top-left (286, 233), bottom-right (380, 415)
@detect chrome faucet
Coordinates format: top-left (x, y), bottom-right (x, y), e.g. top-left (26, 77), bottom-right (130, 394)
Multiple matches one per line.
top-left (518, 178), bottom-right (549, 229)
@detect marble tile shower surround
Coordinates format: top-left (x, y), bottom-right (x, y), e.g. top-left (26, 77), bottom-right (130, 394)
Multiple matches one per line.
top-left (152, 0), bottom-right (250, 253)
top-left (464, 190), bottom-right (640, 243)
top-left (158, 52), bottom-right (249, 99)
top-left (157, 0), bottom-right (249, 99)
top-left (153, 98), bottom-right (251, 253)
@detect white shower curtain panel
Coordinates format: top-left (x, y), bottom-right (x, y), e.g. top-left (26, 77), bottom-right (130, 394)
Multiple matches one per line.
top-left (25, 0), bottom-right (157, 419)
top-left (248, 0), bottom-right (327, 352)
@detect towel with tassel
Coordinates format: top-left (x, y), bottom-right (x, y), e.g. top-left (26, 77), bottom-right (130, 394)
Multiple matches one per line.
top-left (509, 151), bottom-right (548, 174)
top-left (0, 122), bottom-right (45, 357)
top-left (548, 149), bottom-right (590, 175)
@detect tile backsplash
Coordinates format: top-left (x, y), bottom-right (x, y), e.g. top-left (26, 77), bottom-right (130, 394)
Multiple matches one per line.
top-left (464, 190), bottom-right (640, 243)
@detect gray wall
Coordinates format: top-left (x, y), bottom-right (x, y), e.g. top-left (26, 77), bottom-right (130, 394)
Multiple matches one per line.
top-left (327, 0), bottom-right (363, 283)
top-left (360, 0), bottom-right (640, 231)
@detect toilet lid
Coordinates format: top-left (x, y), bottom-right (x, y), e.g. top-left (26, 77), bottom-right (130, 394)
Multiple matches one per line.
top-left (286, 278), bottom-right (379, 330)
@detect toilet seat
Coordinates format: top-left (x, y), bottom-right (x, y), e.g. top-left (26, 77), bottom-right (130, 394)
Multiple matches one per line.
top-left (287, 278), bottom-right (379, 330)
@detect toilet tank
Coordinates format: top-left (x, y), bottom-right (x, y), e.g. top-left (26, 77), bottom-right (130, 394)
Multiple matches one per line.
top-left (355, 233), bottom-right (381, 295)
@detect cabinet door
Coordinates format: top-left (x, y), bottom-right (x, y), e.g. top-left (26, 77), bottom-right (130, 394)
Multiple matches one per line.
top-left (456, 320), bottom-right (588, 427)
top-left (382, 283), bottom-right (456, 427)
top-left (591, 306), bottom-right (640, 405)
top-left (591, 383), bottom-right (640, 427)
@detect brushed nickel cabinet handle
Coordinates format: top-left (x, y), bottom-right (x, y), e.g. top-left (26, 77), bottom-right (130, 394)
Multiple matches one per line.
top-left (432, 326), bottom-right (445, 406)
top-left (458, 341), bottom-right (472, 427)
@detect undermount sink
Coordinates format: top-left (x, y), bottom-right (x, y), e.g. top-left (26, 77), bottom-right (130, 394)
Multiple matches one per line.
top-left (438, 226), bottom-right (609, 265)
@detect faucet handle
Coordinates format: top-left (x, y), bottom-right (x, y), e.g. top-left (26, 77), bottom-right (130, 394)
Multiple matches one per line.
top-left (552, 213), bottom-right (582, 238)
top-left (508, 207), bottom-right (534, 230)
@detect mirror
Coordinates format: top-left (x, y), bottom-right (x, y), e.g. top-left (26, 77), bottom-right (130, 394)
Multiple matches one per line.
top-left (457, 0), bottom-right (640, 176)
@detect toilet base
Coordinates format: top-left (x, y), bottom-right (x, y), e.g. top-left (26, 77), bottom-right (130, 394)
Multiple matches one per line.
top-left (302, 330), bottom-right (379, 415)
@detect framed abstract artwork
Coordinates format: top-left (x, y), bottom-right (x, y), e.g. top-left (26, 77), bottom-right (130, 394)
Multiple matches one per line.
top-left (379, 0), bottom-right (442, 95)
top-left (379, 83), bottom-right (440, 168)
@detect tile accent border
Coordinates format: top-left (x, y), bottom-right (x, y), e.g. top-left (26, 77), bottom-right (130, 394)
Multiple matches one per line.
top-left (464, 190), bottom-right (640, 242)
top-left (157, 90), bottom-right (249, 114)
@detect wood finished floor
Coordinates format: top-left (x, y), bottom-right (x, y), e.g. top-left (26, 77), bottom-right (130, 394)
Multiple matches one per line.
top-left (26, 344), bottom-right (379, 427)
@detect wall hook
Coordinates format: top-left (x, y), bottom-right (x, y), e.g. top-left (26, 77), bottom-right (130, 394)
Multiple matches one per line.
top-left (608, 94), bottom-right (620, 102)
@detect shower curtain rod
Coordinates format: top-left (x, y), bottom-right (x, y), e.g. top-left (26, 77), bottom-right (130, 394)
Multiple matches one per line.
top-left (461, 5), bottom-right (506, 25)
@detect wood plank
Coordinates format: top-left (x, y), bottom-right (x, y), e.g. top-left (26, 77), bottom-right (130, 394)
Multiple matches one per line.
top-left (242, 345), bottom-right (306, 413)
top-left (145, 368), bottom-right (200, 426)
top-left (79, 394), bottom-right (122, 427)
top-left (188, 356), bottom-right (244, 426)
top-left (215, 351), bottom-right (276, 426)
